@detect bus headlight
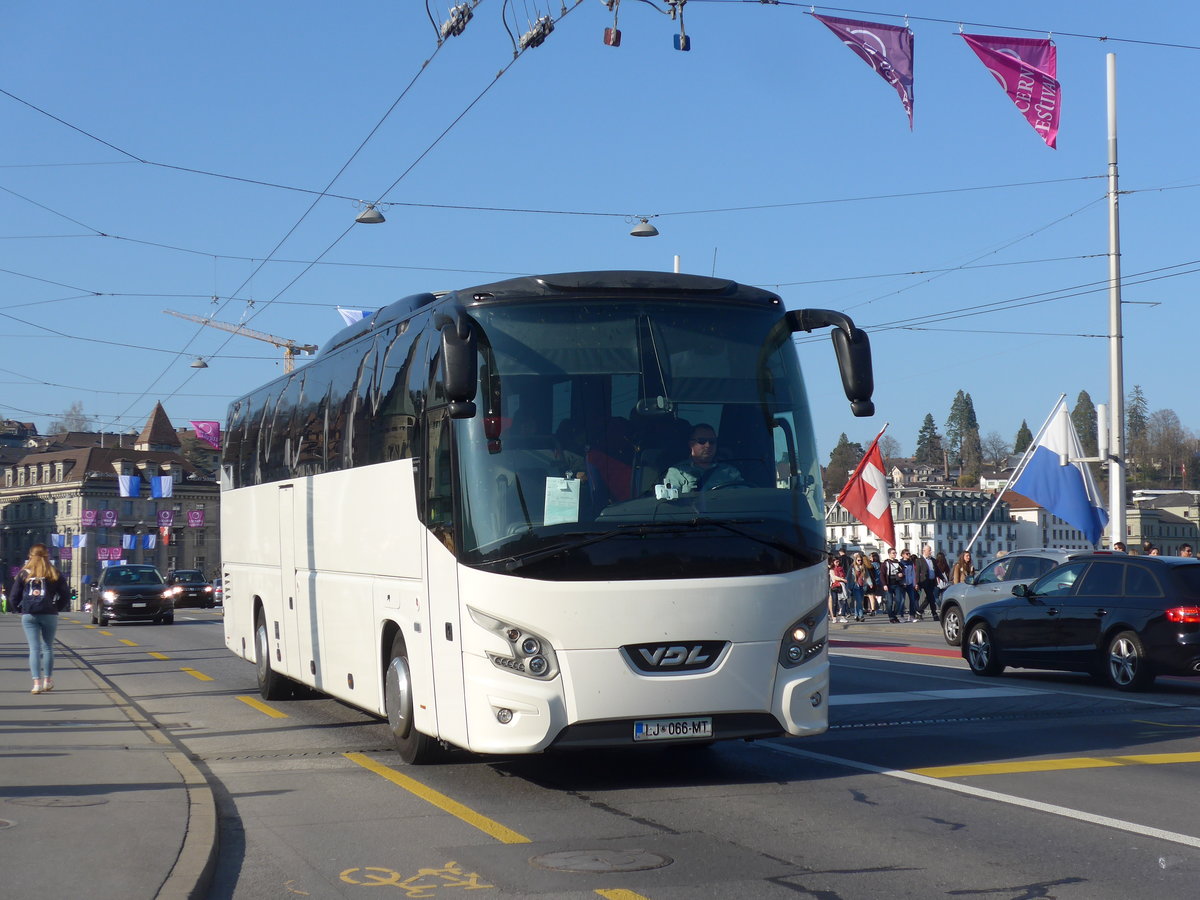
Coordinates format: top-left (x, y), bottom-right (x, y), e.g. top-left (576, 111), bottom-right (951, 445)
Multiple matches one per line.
top-left (779, 612), bottom-right (825, 669)
top-left (470, 607), bottom-right (559, 681)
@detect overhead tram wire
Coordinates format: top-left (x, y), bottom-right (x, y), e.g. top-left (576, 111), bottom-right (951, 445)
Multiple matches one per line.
top-left (154, 0), bottom-right (590, 405)
top-left (690, 1), bottom-right (1200, 52)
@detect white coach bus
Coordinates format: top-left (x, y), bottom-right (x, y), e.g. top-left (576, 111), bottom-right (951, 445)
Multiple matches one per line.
top-left (221, 271), bottom-right (874, 763)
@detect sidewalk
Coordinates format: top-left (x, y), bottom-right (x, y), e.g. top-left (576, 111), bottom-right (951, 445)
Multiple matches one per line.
top-left (0, 614), bottom-right (216, 899)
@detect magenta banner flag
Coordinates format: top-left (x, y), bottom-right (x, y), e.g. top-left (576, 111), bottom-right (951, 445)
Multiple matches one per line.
top-left (962, 34), bottom-right (1060, 148)
top-left (158, 510), bottom-right (175, 527)
top-left (100, 509), bottom-right (118, 528)
top-left (187, 510), bottom-right (205, 527)
top-left (82, 509), bottom-right (98, 527)
top-left (190, 420), bottom-right (221, 450)
top-left (813, 14), bottom-right (914, 129)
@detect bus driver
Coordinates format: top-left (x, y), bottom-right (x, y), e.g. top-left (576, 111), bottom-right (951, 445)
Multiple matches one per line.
top-left (661, 424), bottom-right (743, 494)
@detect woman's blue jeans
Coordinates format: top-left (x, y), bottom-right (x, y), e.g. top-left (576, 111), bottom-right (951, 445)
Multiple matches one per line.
top-left (22, 613), bottom-right (58, 679)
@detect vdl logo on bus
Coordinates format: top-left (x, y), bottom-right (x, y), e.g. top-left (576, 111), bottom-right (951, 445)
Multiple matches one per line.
top-left (624, 641), bottom-right (728, 674)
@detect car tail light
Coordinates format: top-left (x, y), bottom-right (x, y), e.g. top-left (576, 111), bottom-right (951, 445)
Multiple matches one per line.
top-left (1166, 607), bottom-right (1200, 624)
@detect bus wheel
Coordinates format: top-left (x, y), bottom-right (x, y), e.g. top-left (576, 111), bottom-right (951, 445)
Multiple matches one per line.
top-left (255, 611), bottom-right (291, 701)
top-left (385, 635), bottom-right (437, 765)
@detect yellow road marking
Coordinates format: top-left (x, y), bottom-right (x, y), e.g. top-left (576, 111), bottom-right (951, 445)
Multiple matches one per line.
top-left (120, 638), bottom-right (138, 646)
top-left (148, 651), bottom-right (170, 660)
top-left (913, 751), bottom-right (1200, 779)
top-left (237, 695), bottom-right (288, 718)
top-left (345, 752), bottom-right (531, 845)
top-left (99, 630), bottom-right (113, 636)
top-left (596, 891), bottom-right (652, 900)
top-left (180, 667), bottom-right (214, 682)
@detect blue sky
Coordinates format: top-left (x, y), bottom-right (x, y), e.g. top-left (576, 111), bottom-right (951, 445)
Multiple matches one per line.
top-left (2, 1), bottom-right (1197, 460)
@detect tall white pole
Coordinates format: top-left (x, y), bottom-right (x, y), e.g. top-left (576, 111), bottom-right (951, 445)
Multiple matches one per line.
top-left (1106, 53), bottom-right (1127, 547)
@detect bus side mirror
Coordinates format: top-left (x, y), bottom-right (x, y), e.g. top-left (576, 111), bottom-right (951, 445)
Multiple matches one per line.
top-left (785, 309), bottom-right (875, 417)
top-left (437, 308), bottom-right (478, 419)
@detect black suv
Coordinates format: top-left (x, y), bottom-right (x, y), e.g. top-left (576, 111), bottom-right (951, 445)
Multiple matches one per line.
top-left (91, 565), bottom-right (174, 625)
top-left (168, 569), bottom-right (216, 609)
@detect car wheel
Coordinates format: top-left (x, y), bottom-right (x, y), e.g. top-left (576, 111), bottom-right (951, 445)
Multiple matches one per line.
top-left (255, 611), bottom-right (291, 701)
top-left (385, 634), bottom-right (438, 764)
top-left (162, 614), bottom-right (174, 625)
top-left (98, 609), bottom-right (109, 627)
top-left (90, 606), bottom-right (98, 625)
top-left (1104, 630), bottom-right (1155, 692)
top-left (941, 605), bottom-right (963, 646)
top-left (965, 622), bottom-right (1004, 676)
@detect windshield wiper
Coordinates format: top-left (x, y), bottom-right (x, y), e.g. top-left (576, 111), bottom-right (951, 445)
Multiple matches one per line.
top-left (503, 522), bottom-right (694, 571)
top-left (687, 517), bottom-right (813, 560)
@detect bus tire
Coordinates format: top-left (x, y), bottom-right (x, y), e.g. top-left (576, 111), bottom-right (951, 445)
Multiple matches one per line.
top-left (385, 635), bottom-right (437, 765)
top-left (255, 610), bottom-right (291, 701)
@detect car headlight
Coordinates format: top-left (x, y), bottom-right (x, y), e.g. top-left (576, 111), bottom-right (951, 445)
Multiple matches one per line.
top-left (469, 608), bottom-right (559, 680)
top-left (102, 590), bottom-right (117, 602)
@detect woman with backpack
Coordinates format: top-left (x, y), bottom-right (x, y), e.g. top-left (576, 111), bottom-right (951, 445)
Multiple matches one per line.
top-left (12, 544), bottom-right (71, 694)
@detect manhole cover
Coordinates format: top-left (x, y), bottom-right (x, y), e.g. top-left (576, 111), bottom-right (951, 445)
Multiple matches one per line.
top-left (530, 849), bottom-right (673, 873)
top-left (8, 797), bottom-right (109, 808)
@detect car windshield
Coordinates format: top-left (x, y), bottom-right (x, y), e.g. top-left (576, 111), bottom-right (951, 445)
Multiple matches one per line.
top-left (106, 568), bottom-right (164, 586)
top-left (173, 571), bottom-right (205, 582)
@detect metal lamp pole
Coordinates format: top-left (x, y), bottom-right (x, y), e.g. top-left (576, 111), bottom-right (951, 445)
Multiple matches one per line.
top-left (1106, 53), bottom-right (1127, 547)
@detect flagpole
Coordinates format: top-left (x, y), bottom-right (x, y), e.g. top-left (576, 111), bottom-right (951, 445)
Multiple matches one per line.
top-left (1106, 52), bottom-right (1127, 548)
top-left (964, 395), bottom-right (1065, 553)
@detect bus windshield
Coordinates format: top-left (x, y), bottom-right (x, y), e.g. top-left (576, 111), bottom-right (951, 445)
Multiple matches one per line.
top-left (454, 298), bottom-right (825, 579)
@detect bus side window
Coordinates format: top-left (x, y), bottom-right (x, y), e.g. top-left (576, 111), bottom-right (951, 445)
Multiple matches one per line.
top-left (425, 412), bottom-right (455, 551)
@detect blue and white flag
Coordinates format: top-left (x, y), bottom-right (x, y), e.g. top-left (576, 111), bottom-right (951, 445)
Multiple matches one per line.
top-left (150, 476), bottom-right (173, 498)
top-left (142, 534), bottom-right (157, 549)
top-left (50, 533), bottom-right (65, 548)
top-left (118, 475), bottom-right (141, 497)
top-left (337, 307), bottom-right (373, 326)
top-left (122, 534), bottom-right (136, 550)
top-left (1012, 398), bottom-right (1108, 545)
top-left (72, 534), bottom-right (88, 548)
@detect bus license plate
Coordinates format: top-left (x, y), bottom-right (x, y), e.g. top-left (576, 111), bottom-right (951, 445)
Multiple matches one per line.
top-left (633, 717), bottom-right (712, 742)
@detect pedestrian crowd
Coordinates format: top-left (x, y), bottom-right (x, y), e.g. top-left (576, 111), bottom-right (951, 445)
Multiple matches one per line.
top-left (827, 544), bottom-right (970, 624)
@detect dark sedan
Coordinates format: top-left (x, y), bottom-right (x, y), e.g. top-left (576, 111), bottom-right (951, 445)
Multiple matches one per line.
top-left (963, 553), bottom-right (1200, 691)
top-left (91, 565), bottom-right (175, 626)
top-left (168, 569), bottom-right (216, 609)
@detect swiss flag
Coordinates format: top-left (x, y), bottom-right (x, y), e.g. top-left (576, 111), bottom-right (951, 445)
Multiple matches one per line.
top-left (834, 434), bottom-right (896, 549)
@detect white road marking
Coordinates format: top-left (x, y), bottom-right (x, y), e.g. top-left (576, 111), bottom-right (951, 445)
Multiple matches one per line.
top-left (761, 741), bottom-right (1200, 850)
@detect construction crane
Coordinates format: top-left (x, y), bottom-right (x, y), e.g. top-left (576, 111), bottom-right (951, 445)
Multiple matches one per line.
top-left (163, 310), bottom-right (318, 373)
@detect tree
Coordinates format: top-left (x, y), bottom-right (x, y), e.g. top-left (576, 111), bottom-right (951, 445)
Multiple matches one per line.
top-left (878, 434), bottom-right (902, 462)
top-left (824, 433), bottom-right (865, 496)
top-left (1013, 420), bottom-right (1033, 454)
top-left (1126, 385), bottom-right (1150, 481)
top-left (959, 428), bottom-right (983, 485)
top-left (981, 431), bottom-right (1012, 469)
top-left (1070, 391), bottom-right (1099, 458)
top-left (47, 401), bottom-right (90, 434)
top-left (945, 391), bottom-right (980, 465)
top-left (1146, 409), bottom-right (1191, 488)
top-left (914, 413), bottom-right (944, 467)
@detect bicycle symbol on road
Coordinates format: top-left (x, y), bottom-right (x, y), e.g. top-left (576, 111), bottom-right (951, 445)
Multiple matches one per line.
top-left (340, 861), bottom-right (493, 896)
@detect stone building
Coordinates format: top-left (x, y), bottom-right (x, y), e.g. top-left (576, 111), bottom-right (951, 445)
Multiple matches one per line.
top-left (0, 403), bottom-right (220, 598)
top-left (827, 485), bottom-right (1017, 564)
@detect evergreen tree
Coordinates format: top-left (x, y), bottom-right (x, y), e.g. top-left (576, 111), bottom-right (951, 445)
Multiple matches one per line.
top-left (944, 391), bottom-right (968, 461)
top-left (914, 413), bottom-right (944, 466)
top-left (1014, 420), bottom-right (1033, 454)
top-left (959, 428), bottom-right (983, 485)
top-left (824, 433), bottom-right (865, 496)
top-left (1126, 385), bottom-right (1150, 481)
top-left (1071, 391), bottom-right (1099, 457)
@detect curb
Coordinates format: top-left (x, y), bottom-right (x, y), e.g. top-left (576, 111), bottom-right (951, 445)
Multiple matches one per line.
top-left (72, 650), bottom-right (219, 899)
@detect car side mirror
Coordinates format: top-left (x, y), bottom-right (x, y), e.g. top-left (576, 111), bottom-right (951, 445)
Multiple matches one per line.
top-left (1011, 583), bottom-right (1030, 598)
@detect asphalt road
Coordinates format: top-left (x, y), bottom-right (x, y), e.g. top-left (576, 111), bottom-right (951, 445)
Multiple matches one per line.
top-left (57, 609), bottom-right (1200, 899)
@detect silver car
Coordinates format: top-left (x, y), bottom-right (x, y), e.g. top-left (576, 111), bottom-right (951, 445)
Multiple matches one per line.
top-left (940, 548), bottom-right (1090, 646)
